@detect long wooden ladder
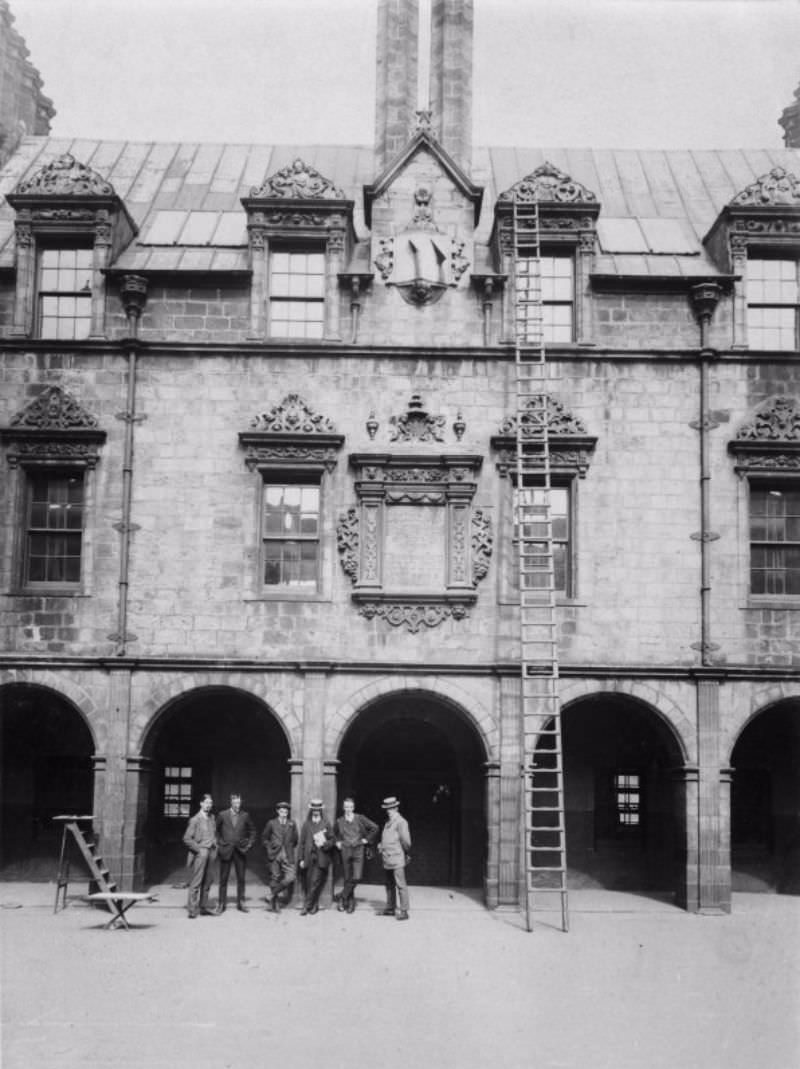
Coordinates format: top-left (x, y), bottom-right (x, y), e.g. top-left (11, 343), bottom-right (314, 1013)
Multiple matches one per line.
top-left (53, 815), bottom-right (118, 913)
top-left (512, 195), bottom-right (569, 933)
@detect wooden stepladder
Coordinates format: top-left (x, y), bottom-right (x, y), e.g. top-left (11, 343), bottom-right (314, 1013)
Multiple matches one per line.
top-left (53, 815), bottom-right (118, 913)
top-left (511, 196), bottom-right (569, 933)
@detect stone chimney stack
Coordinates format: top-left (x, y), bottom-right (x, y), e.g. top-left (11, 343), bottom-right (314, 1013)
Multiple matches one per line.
top-left (779, 79), bottom-right (800, 148)
top-left (429, 0), bottom-right (473, 174)
top-left (375, 0), bottom-right (420, 173)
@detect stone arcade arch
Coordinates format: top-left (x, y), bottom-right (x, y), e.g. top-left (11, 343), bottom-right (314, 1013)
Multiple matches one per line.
top-left (0, 682), bottom-right (95, 879)
top-left (730, 699), bottom-right (800, 894)
top-left (555, 693), bottom-right (686, 899)
top-left (335, 690), bottom-right (489, 890)
top-left (138, 685), bottom-right (292, 885)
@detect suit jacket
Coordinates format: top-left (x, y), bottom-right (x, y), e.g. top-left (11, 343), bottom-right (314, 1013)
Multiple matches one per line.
top-left (183, 811), bottom-right (217, 867)
top-left (298, 818), bottom-right (335, 870)
top-left (334, 813), bottom-right (379, 854)
top-left (216, 808), bottom-right (256, 861)
top-left (379, 813), bottom-right (411, 869)
top-left (262, 818), bottom-right (299, 863)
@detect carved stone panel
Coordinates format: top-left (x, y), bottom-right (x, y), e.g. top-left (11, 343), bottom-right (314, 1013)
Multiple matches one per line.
top-left (729, 396), bottom-right (800, 474)
top-left (1, 385), bottom-right (106, 468)
top-left (491, 395), bottom-right (597, 478)
top-left (239, 394), bottom-right (344, 473)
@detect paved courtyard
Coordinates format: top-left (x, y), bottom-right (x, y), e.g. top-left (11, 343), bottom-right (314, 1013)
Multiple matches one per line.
top-left (1, 882), bottom-right (798, 1069)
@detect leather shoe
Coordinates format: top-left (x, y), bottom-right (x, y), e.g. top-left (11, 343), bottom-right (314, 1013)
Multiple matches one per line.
top-left (300, 906), bottom-right (309, 916)
top-left (188, 912), bottom-right (198, 919)
top-left (346, 900), bottom-right (355, 913)
top-left (337, 899), bottom-right (345, 911)
top-left (237, 904), bottom-right (249, 913)
top-left (215, 905), bottom-right (226, 915)
top-left (381, 908), bottom-right (395, 916)
top-left (396, 911), bottom-right (409, 921)
top-left (200, 908), bottom-right (216, 916)
top-left (310, 904), bottom-right (319, 914)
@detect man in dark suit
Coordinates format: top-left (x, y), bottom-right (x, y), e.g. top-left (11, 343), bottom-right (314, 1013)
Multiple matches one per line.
top-left (215, 792), bottom-right (256, 913)
top-left (334, 796), bottom-right (379, 913)
top-left (261, 801), bottom-right (299, 912)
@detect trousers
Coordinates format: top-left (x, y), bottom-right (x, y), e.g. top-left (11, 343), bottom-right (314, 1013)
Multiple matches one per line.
top-left (383, 865), bottom-right (409, 912)
top-left (218, 850), bottom-right (247, 906)
top-left (187, 848), bottom-right (215, 914)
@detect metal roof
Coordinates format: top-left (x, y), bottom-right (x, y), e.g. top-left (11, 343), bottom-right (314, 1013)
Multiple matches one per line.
top-left (1, 139), bottom-right (799, 274)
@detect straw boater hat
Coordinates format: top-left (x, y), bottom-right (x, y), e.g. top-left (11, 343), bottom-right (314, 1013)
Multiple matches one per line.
top-left (308, 798), bottom-right (324, 811)
top-left (381, 796), bottom-right (400, 810)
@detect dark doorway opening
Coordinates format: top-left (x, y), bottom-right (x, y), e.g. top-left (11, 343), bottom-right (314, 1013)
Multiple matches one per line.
top-left (555, 696), bottom-right (683, 895)
top-left (337, 694), bottom-right (486, 888)
top-left (141, 686), bottom-right (290, 885)
top-left (1, 683), bottom-right (94, 880)
top-left (731, 702), bottom-right (800, 894)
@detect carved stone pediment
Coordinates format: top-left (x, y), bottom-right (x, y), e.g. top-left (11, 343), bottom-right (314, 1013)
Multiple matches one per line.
top-left (12, 153), bottom-right (116, 198)
top-left (731, 167), bottom-right (800, 208)
top-left (249, 159), bottom-right (345, 200)
top-left (498, 162), bottom-right (598, 205)
top-left (729, 396), bottom-right (800, 474)
top-left (491, 396), bottom-right (597, 478)
top-left (1, 386), bottom-right (106, 468)
top-left (239, 394), bottom-right (344, 472)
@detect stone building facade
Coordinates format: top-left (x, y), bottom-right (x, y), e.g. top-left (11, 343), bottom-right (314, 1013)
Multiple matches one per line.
top-left (0, 0), bottom-right (53, 166)
top-left (1, 0), bottom-right (798, 911)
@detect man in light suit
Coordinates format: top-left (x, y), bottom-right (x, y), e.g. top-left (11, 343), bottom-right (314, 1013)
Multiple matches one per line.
top-left (378, 795), bottom-right (412, 921)
top-left (215, 792), bottom-right (256, 913)
top-left (182, 792), bottom-right (218, 919)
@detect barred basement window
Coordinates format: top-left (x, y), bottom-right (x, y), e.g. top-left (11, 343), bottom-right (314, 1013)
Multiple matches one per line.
top-left (749, 486), bottom-right (800, 595)
top-left (163, 766), bottom-right (193, 818)
top-left (746, 258), bottom-right (799, 351)
top-left (268, 250), bottom-right (325, 339)
top-left (613, 772), bottom-right (641, 827)
top-left (516, 252), bottom-right (574, 344)
top-left (262, 477), bottom-right (321, 590)
top-left (24, 470), bottom-right (84, 586)
top-left (38, 247), bottom-right (93, 340)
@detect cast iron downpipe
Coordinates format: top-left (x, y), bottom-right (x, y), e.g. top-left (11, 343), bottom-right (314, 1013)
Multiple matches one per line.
top-left (113, 275), bottom-right (148, 657)
top-left (690, 283), bottom-right (722, 667)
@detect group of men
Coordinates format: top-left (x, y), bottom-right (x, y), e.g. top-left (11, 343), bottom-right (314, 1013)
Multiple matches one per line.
top-left (182, 792), bottom-right (412, 921)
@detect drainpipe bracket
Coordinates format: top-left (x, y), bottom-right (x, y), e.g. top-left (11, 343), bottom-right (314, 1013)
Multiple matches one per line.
top-left (690, 531), bottom-right (720, 542)
top-left (115, 411), bottom-right (147, 423)
top-left (112, 521), bottom-right (141, 533)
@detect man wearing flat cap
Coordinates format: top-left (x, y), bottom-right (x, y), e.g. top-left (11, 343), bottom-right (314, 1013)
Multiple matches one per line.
top-left (262, 800), bottom-right (298, 912)
top-left (297, 799), bottom-right (335, 915)
top-left (378, 796), bottom-right (411, 920)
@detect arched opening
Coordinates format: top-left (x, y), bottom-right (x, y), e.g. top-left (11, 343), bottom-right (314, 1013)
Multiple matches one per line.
top-left (553, 695), bottom-right (684, 896)
top-left (140, 686), bottom-right (290, 885)
top-left (731, 701), bottom-right (800, 894)
top-left (0, 683), bottom-right (94, 880)
top-left (337, 692), bottom-right (487, 888)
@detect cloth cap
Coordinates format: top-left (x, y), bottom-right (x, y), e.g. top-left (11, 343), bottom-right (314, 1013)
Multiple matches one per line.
top-left (381, 796), bottom-right (400, 810)
top-left (275, 801), bottom-right (290, 812)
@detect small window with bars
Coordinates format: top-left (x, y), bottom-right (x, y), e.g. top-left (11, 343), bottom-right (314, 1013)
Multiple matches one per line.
top-left (749, 485), bottom-right (800, 596)
top-left (38, 248), bottom-right (93, 340)
top-left (269, 250), bottom-right (325, 339)
top-left (163, 766), bottom-right (193, 818)
top-left (516, 253), bottom-right (574, 344)
top-left (24, 471), bottom-right (84, 586)
top-left (613, 772), bottom-right (641, 827)
top-left (262, 478), bottom-right (321, 591)
top-left (513, 483), bottom-right (572, 597)
top-left (746, 258), bottom-right (799, 351)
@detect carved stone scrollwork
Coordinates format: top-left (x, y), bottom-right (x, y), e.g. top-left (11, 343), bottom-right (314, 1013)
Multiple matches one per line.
top-left (471, 509), bottom-right (493, 585)
top-left (13, 153), bottom-right (116, 197)
top-left (249, 158), bottom-right (345, 200)
top-left (336, 508), bottom-right (359, 581)
top-left (357, 601), bottom-right (466, 633)
top-left (731, 167), bottom-right (800, 207)
top-left (729, 396), bottom-right (800, 475)
top-left (389, 394), bottom-right (446, 443)
top-left (497, 395), bottom-right (588, 437)
top-left (498, 162), bottom-right (598, 205)
top-left (1, 385), bottom-right (106, 468)
top-left (374, 238), bottom-right (394, 281)
top-left (491, 395), bottom-right (597, 478)
top-left (239, 394), bottom-right (344, 473)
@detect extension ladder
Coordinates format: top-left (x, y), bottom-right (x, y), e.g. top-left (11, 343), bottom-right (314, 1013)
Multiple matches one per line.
top-left (512, 196), bottom-right (569, 933)
top-left (53, 815), bottom-right (118, 913)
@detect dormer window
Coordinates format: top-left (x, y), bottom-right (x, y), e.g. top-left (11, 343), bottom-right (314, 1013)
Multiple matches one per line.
top-left (268, 249), bottom-right (325, 339)
top-left (38, 247), bottom-right (93, 340)
top-left (746, 257), bottom-right (799, 351)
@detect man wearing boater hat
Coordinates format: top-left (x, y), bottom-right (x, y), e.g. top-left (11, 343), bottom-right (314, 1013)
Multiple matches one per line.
top-left (262, 800), bottom-right (299, 912)
top-left (297, 799), bottom-right (335, 915)
top-left (377, 796), bottom-right (411, 921)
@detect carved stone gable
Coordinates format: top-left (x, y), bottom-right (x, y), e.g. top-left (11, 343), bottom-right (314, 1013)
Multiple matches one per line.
top-left (491, 395), bottom-right (597, 478)
top-left (13, 153), bottom-right (115, 197)
top-left (1, 386), bottom-right (106, 468)
top-left (239, 394), bottom-right (344, 473)
top-left (731, 167), bottom-right (800, 208)
top-left (249, 159), bottom-right (345, 200)
top-left (498, 162), bottom-right (598, 205)
top-left (729, 397), bottom-right (800, 474)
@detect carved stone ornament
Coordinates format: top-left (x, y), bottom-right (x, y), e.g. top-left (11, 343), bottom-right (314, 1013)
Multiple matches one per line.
top-left (357, 600), bottom-right (468, 633)
top-left (1, 385), bottom-right (106, 468)
top-left (336, 507), bottom-right (359, 581)
top-left (389, 394), bottom-right (446, 443)
top-left (13, 153), bottom-right (116, 197)
top-left (471, 509), bottom-right (493, 585)
top-left (498, 162), bottom-right (598, 205)
top-left (729, 397), bottom-right (800, 475)
top-left (249, 158), bottom-right (345, 200)
top-left (239, 394), bottom-right (344, 473)
top-left (374, 238), bottom-right (394, 281)
top-left (731, 167), bottom-right (800, 207)
top-left (412, 108), bottom-right (435, 137)
top-left (491, 395), bottom-right (597, 478)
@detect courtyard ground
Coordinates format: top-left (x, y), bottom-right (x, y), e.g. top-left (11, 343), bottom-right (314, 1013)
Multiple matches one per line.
top-left (0, 881), bottom-right (797, 1069)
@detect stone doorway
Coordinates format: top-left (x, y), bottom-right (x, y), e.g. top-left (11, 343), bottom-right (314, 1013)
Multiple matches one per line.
top-left (336, 693), bottom-right (487, 889)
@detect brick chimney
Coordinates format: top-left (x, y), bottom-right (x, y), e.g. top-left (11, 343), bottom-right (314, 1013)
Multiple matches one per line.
top-left (429, 0), bottom-right (473, 174)
top-left (779, 78), bottom-right (800, 148)
top-left (375, 0), bottom-right (420, 173)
